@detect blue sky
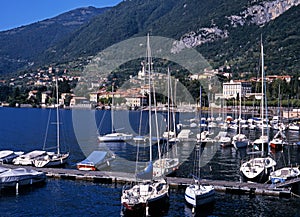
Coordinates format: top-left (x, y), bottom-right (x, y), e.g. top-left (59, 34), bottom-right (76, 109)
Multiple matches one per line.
top-left (0, 0), bottom-right (122, 31)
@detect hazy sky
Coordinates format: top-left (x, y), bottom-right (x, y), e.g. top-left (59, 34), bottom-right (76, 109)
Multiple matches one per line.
top-left (0, 0), bottom-right (123, 31)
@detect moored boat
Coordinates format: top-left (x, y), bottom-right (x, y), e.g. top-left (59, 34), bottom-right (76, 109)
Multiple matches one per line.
top-left (240, 40), bottom-right (276, 183)
top-left (269, 166), bottom-right (300, 184)
top-left (185, 86), bottom-right (215, 212)
top-left (0, 166), bottom-right (46, 190)
top-left (240, 157), bottom-right (276, 183)
top-left (32, 78), bottom-right (69, 168)
top-left (121, 34), bottom-right (169, 216)
top-left (76, 151), bottom-right (115, 171)
top-left (13, 150), bottom-right (47, 166)
top-left (0, 150), bottom-right (24, 164)
top-left (269, 130), bottom-right (287, 151)
top-left (98, 132), bottom-right (133, 142)
top-left (185, 182), bottom-right (215, 207)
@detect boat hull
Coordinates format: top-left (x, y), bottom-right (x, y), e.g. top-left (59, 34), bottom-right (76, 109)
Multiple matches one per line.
top-left (0, 168), bottom-right (46, 189)
top-left (240, 157), bottom-right (276, 183)
top-left (33, 153), bottom-right (69, 168)
top-left (269, 167), bottom-right (300, 184)
top-left (185, 184), bottom-right (215, 207)
top-left (122, 188), bottom-right (169, 216)
top-left (98, 133), bottom-right (133, 142)
top-left (121, 180), bottom-right (169, 216)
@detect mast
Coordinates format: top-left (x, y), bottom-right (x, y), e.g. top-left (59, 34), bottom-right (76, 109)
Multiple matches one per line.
top-left (147, 33), bottom-right (152, 163)
top-left (56, 76), bottom-right (60, 155)
top-left (111, 83), bottom-right (114, 133)
top-left (261, 38), bottom-right (265, 156)
top-left (167, 67), bottom-right (170, 145)
top-left (238, 87), bottom-right (242, 135)
top-left (198, 86), bottom-right (202, 181)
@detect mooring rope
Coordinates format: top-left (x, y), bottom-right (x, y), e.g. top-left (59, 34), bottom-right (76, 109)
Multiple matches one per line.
top-left (291, 192), bottom-right (300, 198)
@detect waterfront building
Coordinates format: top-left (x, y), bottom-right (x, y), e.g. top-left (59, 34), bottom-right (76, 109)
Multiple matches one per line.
top-left (125, 95), bottom-right (147, 107)
top-left (282, 109), bottom-right (300, 119)
top-left (222, 80), bottom-right (252, 99)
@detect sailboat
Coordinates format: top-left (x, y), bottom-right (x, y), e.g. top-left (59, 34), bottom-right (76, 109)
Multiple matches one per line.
top-left (185, 86), bottom-right (215, 211)
top-left (153, 68), bottom-right (180, 177)
top-left (232, 92), bottom-right (249, 149)
top-left (121, 34), bottom-right (169, 216)
top-left (98, 85), bottom-right (133, 142)
top-left (240, 39), bottom-right (276, 183)
top-left (33, 77), bottom-right (69, 168)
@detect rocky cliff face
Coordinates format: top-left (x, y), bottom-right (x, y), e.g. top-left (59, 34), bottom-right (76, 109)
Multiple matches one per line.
top-left (228, 0), bottom-right (300, 26)
top-left (173, 0), bottom-right (300, 52)
top-left (172, 26), bottom-right (228, 53)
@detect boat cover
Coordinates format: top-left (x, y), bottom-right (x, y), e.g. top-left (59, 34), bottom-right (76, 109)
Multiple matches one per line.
top-left (0, 167), bottom-right (44, 183)
top-left (0, 150), bottom-right (14, 159)
top-left (78, 151), bottom-right (108, 166)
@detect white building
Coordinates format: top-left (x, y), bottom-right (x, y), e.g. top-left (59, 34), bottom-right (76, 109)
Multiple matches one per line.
top-left (222, 80), bottom-right (252, 99)
top-left (125, 96), bottom-right (147, 107)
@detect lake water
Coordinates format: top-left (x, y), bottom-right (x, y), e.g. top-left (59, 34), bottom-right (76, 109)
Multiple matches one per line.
top-left (1, 107), bottom-right (300, 217)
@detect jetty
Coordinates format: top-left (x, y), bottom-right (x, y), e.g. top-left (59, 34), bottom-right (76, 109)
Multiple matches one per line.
top-left (0, 164), bottom-right (296, 198)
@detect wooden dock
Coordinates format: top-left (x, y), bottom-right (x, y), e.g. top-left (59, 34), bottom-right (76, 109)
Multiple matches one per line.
top-left (0, 164), bottom-right (295, 198)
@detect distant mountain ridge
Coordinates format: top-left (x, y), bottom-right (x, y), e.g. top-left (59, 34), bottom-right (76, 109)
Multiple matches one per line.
top-left (0, 6), bottom-right (109, 74)
top-left (1, 0), bottom-right (300, 76)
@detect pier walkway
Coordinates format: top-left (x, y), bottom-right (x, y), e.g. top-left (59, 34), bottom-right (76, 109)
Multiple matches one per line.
top-left (1, 164), bottom-right (295, 198)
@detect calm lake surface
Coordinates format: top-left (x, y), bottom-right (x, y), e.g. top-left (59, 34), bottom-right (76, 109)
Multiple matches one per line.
top-left (1, 107), bottom-right (300, 217)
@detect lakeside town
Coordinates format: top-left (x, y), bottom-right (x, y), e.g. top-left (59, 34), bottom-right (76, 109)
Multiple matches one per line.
top-left (0, 63), bottom-right (299, 120)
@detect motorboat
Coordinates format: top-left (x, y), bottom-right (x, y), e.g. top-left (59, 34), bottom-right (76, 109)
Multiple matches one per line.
top-left (270, 166), bottom-right (300, 183)
top-left (76, 151), bottom-right (115, 171)
top-left (0, 166), bottom-right (46, 190)
top-left (269, 166), bottom-right (300, 184)
top-left (0, 150), bottom-right (24, 164)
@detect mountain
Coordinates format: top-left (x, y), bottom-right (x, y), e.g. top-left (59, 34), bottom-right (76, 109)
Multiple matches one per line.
top-left (41, 0), bottom-right (300, 76)
top-left (1, 0), bottom-right (300, 76)
top-left (0, 6), bottom-right (109, 74)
